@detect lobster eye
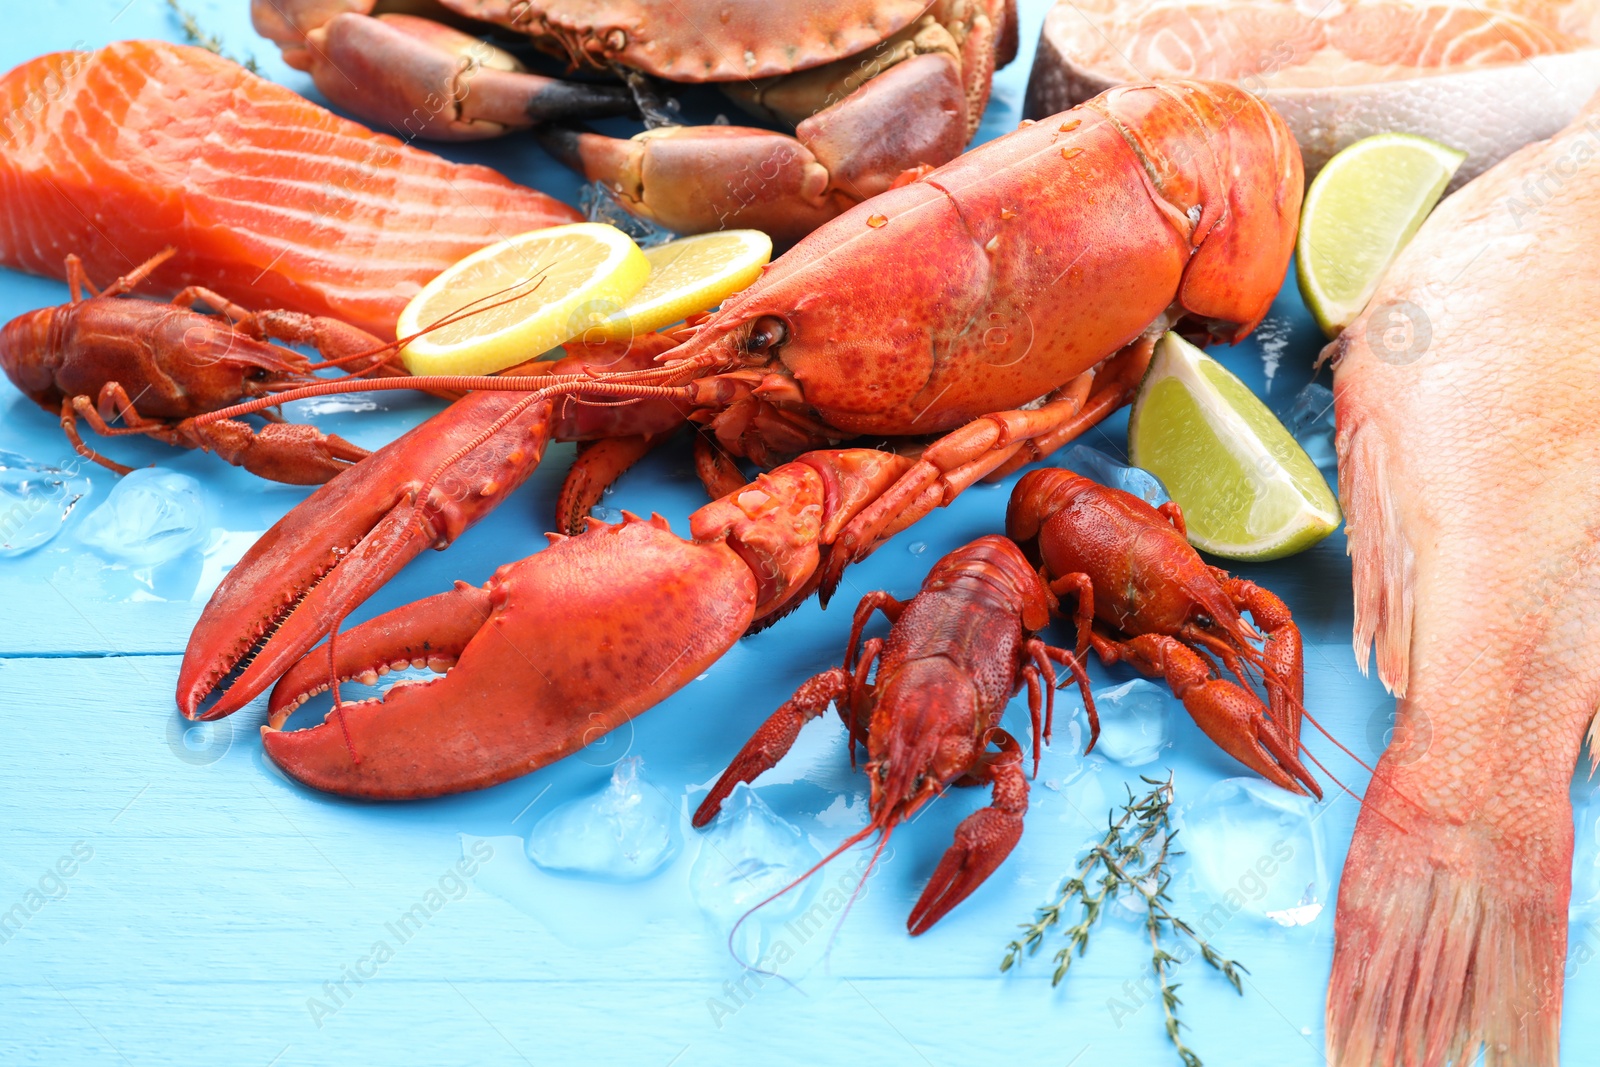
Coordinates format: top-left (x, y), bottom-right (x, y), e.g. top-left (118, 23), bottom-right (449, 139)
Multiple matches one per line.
top-left (913, 773), bottom-right (927, 794)
top-left (746, 315), bottom-right (788, 355)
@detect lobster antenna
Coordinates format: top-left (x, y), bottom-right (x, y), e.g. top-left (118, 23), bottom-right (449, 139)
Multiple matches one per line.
top-left (725, 822), bottom-right (879, 982)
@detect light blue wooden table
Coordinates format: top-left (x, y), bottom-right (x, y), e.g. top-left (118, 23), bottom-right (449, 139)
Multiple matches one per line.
top-left (3, 3), bottom-right (1597, 1065)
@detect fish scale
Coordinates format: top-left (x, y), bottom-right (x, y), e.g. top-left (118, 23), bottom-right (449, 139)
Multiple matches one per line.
top-left (1327, 89), bottom-right (1600, 1067)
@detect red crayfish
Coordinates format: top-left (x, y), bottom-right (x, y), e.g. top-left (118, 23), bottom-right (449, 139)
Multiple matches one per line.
top-left (0, 249), bottom-right (405, 484)
top-left (1007, 467), bottom-right (1319, 796)
top-left (693, 534), bottom-right (1095, 934)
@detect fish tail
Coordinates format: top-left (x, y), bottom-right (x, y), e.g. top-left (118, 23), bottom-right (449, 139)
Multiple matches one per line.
top-left (1327, 788), bottom-right (1568, 1067)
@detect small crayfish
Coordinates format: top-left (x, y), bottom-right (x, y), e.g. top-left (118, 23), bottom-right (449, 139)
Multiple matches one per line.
top-left (0, 249), bottom-right (404, 485)
top-left (1007, 468), bottom-right (1319, 797)
top-left (693, 534), bottom-right (1095, 934)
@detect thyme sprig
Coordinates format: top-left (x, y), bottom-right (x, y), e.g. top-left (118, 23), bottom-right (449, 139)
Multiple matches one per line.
top-left (1001, 773), bottom-right (1245, 1067)
top-left (166, 0), bottom-right (262, 74)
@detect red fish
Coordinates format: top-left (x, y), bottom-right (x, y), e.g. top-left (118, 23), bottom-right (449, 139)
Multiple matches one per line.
top-left (0, 41), bottom-right (580, 338)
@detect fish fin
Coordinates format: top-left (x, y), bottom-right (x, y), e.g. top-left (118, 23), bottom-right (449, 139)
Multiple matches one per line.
top-left (1328, 805), bottom-right (1566, 1067)
top-left (1338, 423), bottom-right (1414, 697)
top-left (1588, 707), bottom-right (1600, 778)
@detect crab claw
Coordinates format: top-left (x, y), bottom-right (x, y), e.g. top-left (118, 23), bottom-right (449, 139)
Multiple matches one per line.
top-left (177, 392), bottom-right (556, 721)
top-left (262, 514), bottom-right (756, 799)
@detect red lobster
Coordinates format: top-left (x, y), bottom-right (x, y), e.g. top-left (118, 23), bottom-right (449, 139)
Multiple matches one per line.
top-left (1006, 468), bottom-right (1319, 796)
top-left (0, 249), bottom-right (403, 485)
top-left (177, 81), bottom-right (1303, 799)
top-left (693, 535), bottom-right (1094, 934)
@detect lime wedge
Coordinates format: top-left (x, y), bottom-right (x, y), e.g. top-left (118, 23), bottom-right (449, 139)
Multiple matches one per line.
top-left (1128, 333), bottom-right (1341, 561)
top-left (1296, 132), bottom-right (1465, 337)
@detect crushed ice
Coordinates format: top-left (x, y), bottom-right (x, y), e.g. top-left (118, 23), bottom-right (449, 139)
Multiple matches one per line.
top-left (1063, 444), bottom-right (1170, 507)
top-left (526, 757), bottom-right (678, 881)
top-left (1090, 679), bottom-right (1173, 766)
top-left (0, 450), bottom-right (91, 556)
top-left (1282, 382), bottom-right (1337, 473)
top-left (75, 467), bottom-right (206, 565)
top-left (1180, 777), bottom-right (1328, 927)
top-left (689, 784), bottom-right (822, 926)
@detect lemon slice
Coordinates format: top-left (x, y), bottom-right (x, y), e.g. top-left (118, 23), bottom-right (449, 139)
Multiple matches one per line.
top-left (1128, 333), bottom-right (1342, 561)
top-left (1297, 133), bottom-right (1465, 337)
top-left (398, 223), bottom-right (650, 375)
top-left (591, 230), bottom-right (772, 341)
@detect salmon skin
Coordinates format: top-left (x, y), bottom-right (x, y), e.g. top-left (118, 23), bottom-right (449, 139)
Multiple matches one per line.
top-left (0, 41), bottom-right (580, 338)
top-left (1326, 91), bottom-right (1600, 1065)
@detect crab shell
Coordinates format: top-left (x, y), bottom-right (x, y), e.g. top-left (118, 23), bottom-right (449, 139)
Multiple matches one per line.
top-left (437, 0), bottom-right (939, 81)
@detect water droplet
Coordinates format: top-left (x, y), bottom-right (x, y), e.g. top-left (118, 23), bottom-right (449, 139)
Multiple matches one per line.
top-left (866, 214), bottom-right (888, 229)
top-left (526, 757), bottom-right (678, 881)
top-left (0, 451), bottom-right (91, 556)
top-left (1090, 679), bottom-right (1172, 765)
top-left (1061, 147), bottom-right (1083, 161)
top-left (1282, 382), bottom-right (1336, 472)
top-left (1063, 444), bottom-right (1169, 507)
top-left (1017, 118), bottom-right (1036, 129)
top-left (76, 467), bottom-right (206, 566)
top-left (1059, 118), bottom-right (1082, 132)
top-left (1181, 777), bottom-right (1329, 927)
top-left (907, 541), bottom-right (927, 556)
top-left (984, 235), bottom-right (1000, 254)
top-left (1000, 206), bottom-right (1017, 220)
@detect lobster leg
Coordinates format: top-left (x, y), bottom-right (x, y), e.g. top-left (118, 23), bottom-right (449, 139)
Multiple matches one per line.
top-left (1092, 631), bottom-right (1321, 799)
top-left (907, 728), bottom-right (1027, 935)
top-left (58, 397), bottom-right (133, 475)
top-left (693, 434), bottom-right (748, 500)
top-left (555, 432), bottom-right (673, 536)
top-left (692, 667), bottom-right (855, 828)
top-left (818, 380), bottom-right (1104, 601)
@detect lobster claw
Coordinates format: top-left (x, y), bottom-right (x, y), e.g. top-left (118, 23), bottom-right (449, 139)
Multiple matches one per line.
top-left (177, 392), bottom-right (556, 721)
top-left (262, 514), bottom-right (757, 799)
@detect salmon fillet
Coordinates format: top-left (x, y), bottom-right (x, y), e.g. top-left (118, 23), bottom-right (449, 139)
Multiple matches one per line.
top-left (1326, 90), bottom-right (1600, 1065)
top-left (1026, 0), bottom-right (1600, 185)
top-left (0, 41), bottom-right (580, 338)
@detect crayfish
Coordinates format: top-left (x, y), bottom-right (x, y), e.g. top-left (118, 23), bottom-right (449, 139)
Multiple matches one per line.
top-left (693, 534), bottom-right (1095, 934)
top-left (0, 249), bottom-right (405, 484)
top-left (1007, 467), bottom-right (1319, 797)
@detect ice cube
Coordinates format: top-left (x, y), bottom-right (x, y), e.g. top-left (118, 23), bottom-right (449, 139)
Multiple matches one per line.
top-left (0, 451), bottom-right (91, 556)
top-left (1570, 780), bottom-right (1600, 922)
top-left (526, 757), bottom-right (678, 881)
top-left (1283, 382), bottom-right (1337, 472)
top-left (1180, 777), bottom-right (1329, 927)
top-left (1062, 444), bottom-right (1170, 507)
top-left (1090, 679), bottom-right (1173, 766)
top-left (75, 467), bottom-right (206, 565)
top-left (690, 784), bottom-right (822, 926)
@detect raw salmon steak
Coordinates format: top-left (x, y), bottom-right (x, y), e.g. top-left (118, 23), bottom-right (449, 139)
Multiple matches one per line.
top-left (1026, 0), bottom-right (1600, 185)
top-left (1326, 89), bottom-right (1600, 1065)
top-left (0, 41), bottom-right (580, 337)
